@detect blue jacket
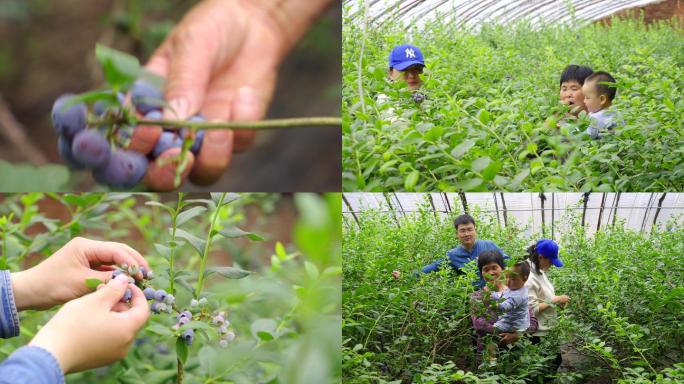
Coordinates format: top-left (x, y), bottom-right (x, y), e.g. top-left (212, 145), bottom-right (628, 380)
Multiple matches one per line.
top-left (421, 240), bottom-right (509, 287)
top-left (0, 270), bottom-right (65, 384)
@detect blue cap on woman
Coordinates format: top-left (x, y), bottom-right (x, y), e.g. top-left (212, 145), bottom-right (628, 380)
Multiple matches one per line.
top-left (536, 239), bottom-right (563, 267)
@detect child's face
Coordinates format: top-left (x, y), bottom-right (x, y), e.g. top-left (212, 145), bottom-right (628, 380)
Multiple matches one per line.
top-left (389, 65), bottom-right (423, 91)
top-left (559, 80), bottom-right (586, 112)
top-left (505, 268), bottom-right (527, 290)
top-left (581, 80), bottom-right (607, 113)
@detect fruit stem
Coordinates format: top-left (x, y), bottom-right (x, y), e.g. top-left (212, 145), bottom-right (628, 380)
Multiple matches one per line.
top-left (177, 357), bottom-right (184, 384)
top-left (90, 116), bottom-right (341, 130)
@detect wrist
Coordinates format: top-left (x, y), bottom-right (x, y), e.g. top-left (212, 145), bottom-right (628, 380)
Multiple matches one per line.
top-left (10, 270), bottom-right (40, 311)
top-left (30, 332), bottom-right (73, 374)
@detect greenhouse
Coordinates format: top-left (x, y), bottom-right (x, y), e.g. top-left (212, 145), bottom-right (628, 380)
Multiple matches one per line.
top-left (343, 192), bottom-right (684, 383)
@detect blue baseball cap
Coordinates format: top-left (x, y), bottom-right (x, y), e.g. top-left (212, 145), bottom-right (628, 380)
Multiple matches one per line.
top-left (389, 44), bottom-right (425, 71)
top-left (536, 239), bottom-right (563, 268)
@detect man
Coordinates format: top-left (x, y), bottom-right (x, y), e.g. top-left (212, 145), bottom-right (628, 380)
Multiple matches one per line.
top-left (419, 214), bottom-right (509, 287)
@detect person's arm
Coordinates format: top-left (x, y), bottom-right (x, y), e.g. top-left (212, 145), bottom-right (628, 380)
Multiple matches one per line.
top-left (526, 279), bottom-right (543, 315)
top-left (420, 258), bottom-right (444, 274)
top-left (0, 346), bottom-right (65, 384)
top-left (0, 270), bottom-right (20, 339)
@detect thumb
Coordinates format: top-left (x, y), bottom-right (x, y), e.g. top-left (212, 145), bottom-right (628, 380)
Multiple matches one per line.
top-left (163, 30), bottom-right (220, 121)
top-left (90, 274), bottom-right (129, 308)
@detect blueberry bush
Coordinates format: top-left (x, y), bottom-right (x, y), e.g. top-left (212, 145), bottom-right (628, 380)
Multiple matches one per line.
top-left (342, 198), bottom-right (684, 383)
top-left (342, 13), bottom-right (684, 191)
top-left (0, 192), bottom-right (341, 383)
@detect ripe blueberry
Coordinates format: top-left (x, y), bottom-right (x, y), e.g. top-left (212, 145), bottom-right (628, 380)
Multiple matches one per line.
top-left (143, 287), bottom-right (156, 300)
top-left (52, 94), bottom-right (87, 138)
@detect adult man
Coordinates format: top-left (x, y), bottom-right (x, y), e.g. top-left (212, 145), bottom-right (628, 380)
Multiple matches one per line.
top-left (420, 214), bottom-right (509, 287)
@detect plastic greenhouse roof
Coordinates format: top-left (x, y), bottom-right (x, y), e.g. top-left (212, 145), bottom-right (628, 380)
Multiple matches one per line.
top-left (346, 0), bottom-right (663, 28)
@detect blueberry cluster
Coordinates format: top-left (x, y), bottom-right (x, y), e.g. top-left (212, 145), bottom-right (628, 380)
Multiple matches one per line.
top-left (143, 287), bottom-right (175, 313)
top-left (211, 311), bottom-right (236, 348)
top-left (411, 92), bottom-right (426, 104)
top-left (52, 80), bottom-right (206, 189)
top-left (173, 310), bottom-right (195, 346)
top-left (112, 264), bottom-right (151, 304)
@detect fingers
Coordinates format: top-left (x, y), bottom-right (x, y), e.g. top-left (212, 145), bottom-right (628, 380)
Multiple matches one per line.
top-left (187, 128), bottom-right (233, 185)
top-left (79, 238), bottom-right (149, 274)
top-left (127, 122), bottom-right (162, 155)
top-left (117, 285), bottom-right (150, 326)
top-left (231, 86), bottom-right (268, 152)
top-left (143, 147), bottom-right (195, 191)
top-left (91, 275), bottom-right (129, 308)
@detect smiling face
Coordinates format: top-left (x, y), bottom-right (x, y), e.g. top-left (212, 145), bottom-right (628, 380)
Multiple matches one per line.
top-left (560, 80), bottom-right (586, 113)
top-left (481, 262), bottom-right (503, 283)
top-left (581, 80), bottom-right (607, 113)
top-left (389, 65), bottom-right (424, 91)
top-left (456, 222), bottom-right (477, 249)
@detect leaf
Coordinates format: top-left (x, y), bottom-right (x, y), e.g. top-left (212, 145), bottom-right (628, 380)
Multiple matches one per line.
top-left (85, 278), bottom-right (102, 290)
top-left (275, 241), bottom-right (287, 260)
top-left (179, 320), bottom-right (215, 333)
top-left (176, 206), bottom-right (207, 227)
top-left (450, 140), bottom-right (475, 159)
top-left (0, 161), bottom-right (70, 192)
top-left (250, 318), bottom-right (278, 341)
top-left (175, 277), bottom-right (195, 296)
top-left (198, 346), bottom-right (219, 376)
top-left (454, 178), bottom-right (483, 191)
top-left (477, 109), bottom-right (491, 125)
top-left (471, 156), bottom-right (492, 173)
top-left (404, 170), bottom-right (420, 191)
top-left (215, 227), bottom-right (264, 241)
top-left (176, 337), bottom-right (189, 364)
top-left (203, 266), bottom-right (252, 280)
top-left (145, 201), bottom-right (175, 215)
top-left (148, 323), bottom-right (174, 337)
top-left (173, 228), bottom-right (206, 257)
top-left (210, 193), bottom-right (241, 207)
top-left (305, 261), bottom-right (320, 280)
top-left (95, 44), bottom-right (142, 88)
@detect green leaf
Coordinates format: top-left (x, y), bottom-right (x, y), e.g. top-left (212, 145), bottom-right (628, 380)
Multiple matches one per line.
top-left (176, 206), bottom-right (207, 226)
top-left (198, 346), bottom-right (219, 376)
top-left (0, 161), bottom-right (70, 192)
top-left (176, 337), bottom-right (189, 364)
top-left (215, 227), bottom-right (264, 241)
top-left (85, 278), bottom-right (102, 290)
top-left (95, 44), bottom-right (141, 88)
top-left (147, 323), bottom-right (174, 337)
top-left (471, 156), bottom-right (492, 173)
top-left (250, 318), bottom-right (278, 341)
top-left (173, 228), bottom-right (206, 257)
top-left (275, 241), bottom-right (287, 260)
top-left (203, 266), bottom-right (252, 280)
top-left (210, 193), bottom-right (241, 207)
top-left (404, 171), bottom-right (420, 191)
top-left (179, 320), bottom-right (215, 333)
top-left (175, 277), bottom-right (196, 296)
top-left (145, 201), bottom-right (175, 215)
top-left (477, 109), bottom-right (491, 125)
top-left (450, 140), bottom-right (475, 159)
top-left (454, 178), bottom-right (483, 191)
top-left (305, 261), bottom-right (320, 280)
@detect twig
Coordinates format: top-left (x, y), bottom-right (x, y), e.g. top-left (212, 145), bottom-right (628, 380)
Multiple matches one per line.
top-left (89, 116), bottom-right (342, 130)
top-left (0, 94), bottom-right (48, 165)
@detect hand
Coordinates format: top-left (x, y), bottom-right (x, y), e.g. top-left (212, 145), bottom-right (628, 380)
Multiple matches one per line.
top-left (135, 0), bottom-right (332, 191)
top-left (499, 332), bottom-right (520, 345)
top-left (11, 237), bottom-right (149, 310)
top-left (553, 294), bottom-right (570, 306)
top-left (391, 270), bottom-right (401, 279)
top-left (29, 274), bottom-right (150, 373)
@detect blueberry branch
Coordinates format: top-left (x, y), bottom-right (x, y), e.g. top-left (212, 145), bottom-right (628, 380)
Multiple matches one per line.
top-left (195, 193), bottom-right (225, 298)
top-left (168, 193), bottom-right (184, 295)
top-left (88, 116), bottom-right (342, 130)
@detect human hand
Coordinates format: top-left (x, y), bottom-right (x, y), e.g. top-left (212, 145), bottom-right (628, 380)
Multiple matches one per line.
top-left (29, 274), bottom-right (150, 373)
top-left (499, 332), bottom-right (519, 345)
top-left (11, 237), bottom-right (149, 310)
top-left (391, 270), bottom-right (401, 279)
top-left (553, 294), bottom-right (570, 306)
top-left (134, 0), bottom-right (332, 191)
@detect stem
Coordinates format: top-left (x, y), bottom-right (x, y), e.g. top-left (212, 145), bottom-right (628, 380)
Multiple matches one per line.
top-left (89, 116), bottom-right (341, 130)
top-left (195, 193), bottom-right (225, 298)
top-left (177, 357), bottom-right (184, 384)
top-left (168, 194), bottom-right (184, 295)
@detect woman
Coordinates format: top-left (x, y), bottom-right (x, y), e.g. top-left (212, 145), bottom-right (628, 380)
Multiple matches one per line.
top-left (470, 250), bottom-right (538, 364)
top-left (524, 239), bottom-right (570, 375)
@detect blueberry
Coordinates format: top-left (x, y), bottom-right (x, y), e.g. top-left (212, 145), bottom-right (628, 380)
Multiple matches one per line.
top-left (72, 130), bottom-right (111, 168)
top-left (131, 79), bottom-right (164, 114)
top-left (181, 329), bottom-right (194, 346)
top-left (198, 297), bottom-right (208, 306)
top-left (92, 149), bottom-right (148, 189)
top-left (190, 299), bottom-right (198, 308)
top-left (152, 131), bottom-right (183, 158)
top-left (178, 310), bottom-right (192, 321)
top-left (153, 289), bottom-right (167, 302)
top-left (112, 269), bottom-right (124, 279)
top-left (219, 339), bottom-right (228, 348)
top-left (58, 136), bottom-right (86, 169)
top-left (190, 130), bottom-right (205, 155)
top-left (140, 267), bottom-right (148, 279)
top-left (144, 110), bottom-right (162, 120)
top-left (52, 94), bottom-right (87, 138)
top-left (411, 92), bottom-right (426, 104)
top-left (225, 331), bottom-right (235, 341)
top-left (219, 325), bottom-right (228, 334)
top-left (143, 287), bottom-right (156, 300)
top-left (122, 288), bottom-right (132, 303)
top-left (178, 317), bottom-right (190, 326)
top-left (212, 315), bottom-right (224, 325)
top-left (164, 294), bottom-right (175, 305)
top-left (150, 302), bottom-right (162, 314)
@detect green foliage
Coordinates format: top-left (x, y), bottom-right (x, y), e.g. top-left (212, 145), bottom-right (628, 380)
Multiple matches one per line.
top-left (343, 15), bottom-right (684, 191)
top-left (0, 193), bottom-right (341, 383)
top-left (342, 201), bottom-right (684, 383)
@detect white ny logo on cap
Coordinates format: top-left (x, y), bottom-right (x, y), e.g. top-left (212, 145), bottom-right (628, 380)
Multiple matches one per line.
top-left (405, 48), bottom-right (415, 58)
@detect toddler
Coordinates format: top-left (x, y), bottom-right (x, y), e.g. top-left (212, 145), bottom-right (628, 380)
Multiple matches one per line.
top-left (582, 71), bottom-right (620, 139)
top-left (492, 261), bottom-right (530, 333)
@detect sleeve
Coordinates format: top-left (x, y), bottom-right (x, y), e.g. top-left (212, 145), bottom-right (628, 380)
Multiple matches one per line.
top-left (0, 346), bottom-right (65, 384)
top-left (498, 297), bottom-right (514, 312)
top-left (420, 258), bottom-right (445, 274)
top-left (526, 278), bottom-right (542, 316)
top-left (0, 270), bottom-right (20, 339)
top-left (470, 292), bottom-right (495, 333)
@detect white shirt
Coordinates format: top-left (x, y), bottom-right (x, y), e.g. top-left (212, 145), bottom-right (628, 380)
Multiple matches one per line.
top-left (524, 259), bottom-right (557, 336)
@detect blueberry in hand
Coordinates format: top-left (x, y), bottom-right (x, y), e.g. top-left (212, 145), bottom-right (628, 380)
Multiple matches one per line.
top-left (152, 131), bottom-right (183, 158)
top-left (131, 79), bottom-right (164, 115)
top-left (143, 287), bottom-right (156, 300)
top-left (92, 149), bottom-right (148, 189)
top-left (58, 136), bottom-right (86, 170)
top-left (72, 130), bottom-right (111, 168)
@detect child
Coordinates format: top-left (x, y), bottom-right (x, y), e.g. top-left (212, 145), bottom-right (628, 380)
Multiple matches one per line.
top-left (581, 71), bottom-right (620, 139)
top-left (492, 261), bottom-right (531, 333)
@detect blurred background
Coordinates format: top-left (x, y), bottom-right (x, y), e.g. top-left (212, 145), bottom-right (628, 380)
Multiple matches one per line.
top-left (0, 0), bottom-right (341, 191)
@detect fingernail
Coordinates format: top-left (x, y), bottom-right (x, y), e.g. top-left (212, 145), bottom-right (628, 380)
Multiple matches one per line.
top-left (165, 98), bottom-right (190, 120)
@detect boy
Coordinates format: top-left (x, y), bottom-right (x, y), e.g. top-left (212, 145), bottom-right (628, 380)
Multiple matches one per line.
top-left (582, 71), bottom-right (620, 139)
top-left (492, 261), bottom-right (530, 333)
